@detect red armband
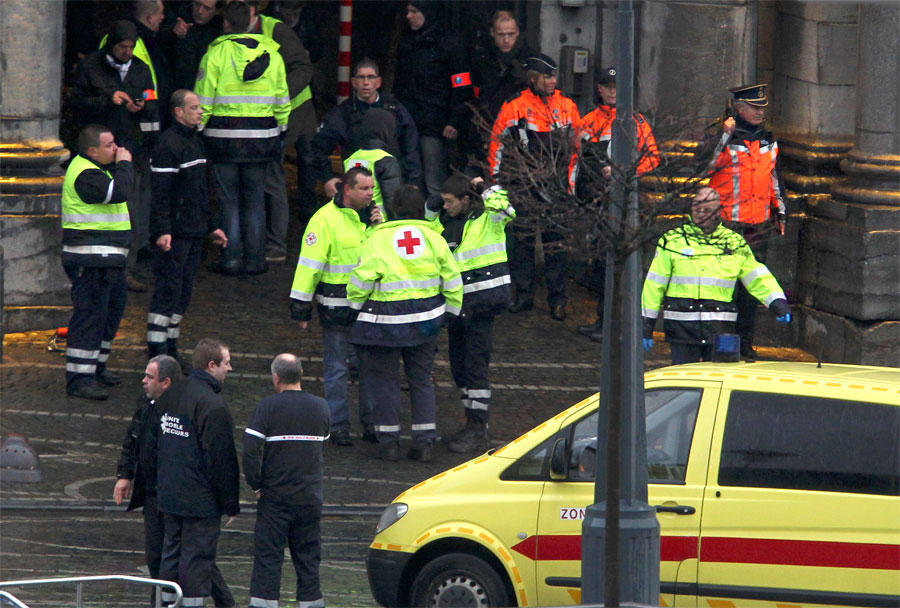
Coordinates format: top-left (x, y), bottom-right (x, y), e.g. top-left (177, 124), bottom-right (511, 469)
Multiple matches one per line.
top-left (450, 72), bottom-right (472, 88)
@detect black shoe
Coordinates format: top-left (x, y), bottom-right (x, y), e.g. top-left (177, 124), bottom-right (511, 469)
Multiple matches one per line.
top-left (551, 303), bottom-right (567, 321)
top-left (589, 330), bottom-right (603, 343)
top-left (447, 423), bottom-right (489, 454)
top-left (95, 368), bottom-right (121, 386)
top-left (330, 430), bottom-right (354, 447)
top-left (361, 425), bottom-right (377, 443)
top-left (245, 263), bottom-right (269, 276)
top-left (407, 445), bottom-right (433, 462)
top-left (207, 262), bottom-right (242, 276)
top-left (741, 345), bottom-right (757, 361)
top-left (508, 298), bottom-right (533, 313)
top-left (578, 319), bottom-right (603, 337)
top-left (67, 382), bottom-right (109, 401)
top-left (375, 442), bottom-right (401, 461)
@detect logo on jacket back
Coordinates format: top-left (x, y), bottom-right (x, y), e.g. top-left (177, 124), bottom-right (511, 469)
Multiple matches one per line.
top-left (394, 227), bottom-right (424, 259)
top-left (161, 413), bottom-right (190, 438)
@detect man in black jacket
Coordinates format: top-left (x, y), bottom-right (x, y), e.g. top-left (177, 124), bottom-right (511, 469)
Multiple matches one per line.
top-left (147, 90), bottom-right (228, 365)
top-left (157, 338), bottom-right (240, 607)
top-left (311, 58), bottom-right (423, 202)
top-left (394, 1), bottom-right (473, 196)
top-left (243, 353), bottom-right (329, 608)
top-left (71, 19), bottom-right (160, 292)
top-left (159, 0), bottom-right (223, 91)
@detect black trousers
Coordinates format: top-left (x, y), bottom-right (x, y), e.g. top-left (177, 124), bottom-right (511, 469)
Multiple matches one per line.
top-left (64, 265), bottom-right (127, 389)
top-left (447, 315), bottom-right (495, 424)
top-left (148, 238), bottom-right (204, 356)
top-left (358, 338), bottom-right (438, 447)
top-left (159, 514), bottom-right (226, 607)
top-left (144, 495), bottom-right (233, 606)
top-left (250, 500), bottom-right (323, 606)
top-left (508, 226), bottom-right (568, 307)
top-left (728, 222), bottom-right (771, 350)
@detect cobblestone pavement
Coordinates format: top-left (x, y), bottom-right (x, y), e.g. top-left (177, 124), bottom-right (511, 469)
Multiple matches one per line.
top-left (0, 232), bottom-right (813, 605)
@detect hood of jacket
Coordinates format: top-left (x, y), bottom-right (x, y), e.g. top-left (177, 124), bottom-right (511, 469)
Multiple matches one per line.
top-left (208, 34), bottom-right (272, 83)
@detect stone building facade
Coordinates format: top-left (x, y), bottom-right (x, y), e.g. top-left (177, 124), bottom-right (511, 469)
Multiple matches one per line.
top-left (1, 0), bottom-right (896, 364)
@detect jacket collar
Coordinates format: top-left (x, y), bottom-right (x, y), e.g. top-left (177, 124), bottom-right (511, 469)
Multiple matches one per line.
top-left (189, 369), bottom-right (222, 393)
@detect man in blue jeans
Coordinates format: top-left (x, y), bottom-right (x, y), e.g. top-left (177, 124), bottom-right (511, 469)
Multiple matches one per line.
top-left (290, 167), bottom-right (382, 446)
top-left (195, 1), bottom-right (290, 275)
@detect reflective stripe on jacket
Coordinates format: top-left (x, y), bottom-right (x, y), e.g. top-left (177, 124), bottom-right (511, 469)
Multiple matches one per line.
top-left (641, 222), bottom-right (786, 344)
top-left (195, 34), bottom-right (290, 162)
top-left (61, 155), bottom-right (131, 267)
top-left (259, 14), bottom-right (312, 110)
top-left (709, 137), bottom-right (784, 224)
top-left (343, 148), bottom-right (394, 216)
top-left (427, 186), bottom-right (516, 315)
top-left (289, 199), bottom-right (368, 327)
top-left (347, 219), bottom-right (462, 347)
top-left (488, 87), bottom-right (580, 176)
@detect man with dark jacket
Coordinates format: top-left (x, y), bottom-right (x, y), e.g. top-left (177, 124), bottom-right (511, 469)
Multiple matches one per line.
top-left (157, 338), bottom-right (240, 607)
top-left (147, 89), bottom-right (228, 364)
top-left (159, 0), bottom-right (223, 91)
top-left (243, 354), bottom-right (330, 608)
top-left (71, 20), bottom-right (160, 292)
top-left (394, 1), bottom-right (473, 197)
top-left (130, 0), bottom-right (172, 129)
top-left (115, 354), bottom-right (235, 607)
top-left (470, 10), bottom-right (533, 133)
top-left (312, 58), bottom-right (423, 203)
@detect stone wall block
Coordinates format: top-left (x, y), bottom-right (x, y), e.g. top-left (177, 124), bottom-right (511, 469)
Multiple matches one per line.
top-left (817, 22), bottom-right (858, 85)
top-left (779, 2), bottom-right (857, 24)
top-left (0, 216), bottom-right (70, 306)
top-left (844, 319), bottom-right (900, 367)
top-left (776, 13), bottom-right (819, 83)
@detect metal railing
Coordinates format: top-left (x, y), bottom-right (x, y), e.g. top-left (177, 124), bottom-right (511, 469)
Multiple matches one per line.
top-left (0, 575), bottom-right (183, 607)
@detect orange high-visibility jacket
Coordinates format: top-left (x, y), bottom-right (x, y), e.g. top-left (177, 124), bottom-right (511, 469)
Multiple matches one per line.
top-left (488, 87), bottom-right (580, 177)
top-left (568, 105), bottom-right (660, 190)
top-left (709, 135), bottom-right (785, 224)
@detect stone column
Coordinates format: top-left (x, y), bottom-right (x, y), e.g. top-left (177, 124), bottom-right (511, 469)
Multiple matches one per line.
top-left (0, 0), bottom-right (71, 333)
top-left (637, 0), bottom-right (756, 138)
top-left (798, 3), bottom-right (900, 365)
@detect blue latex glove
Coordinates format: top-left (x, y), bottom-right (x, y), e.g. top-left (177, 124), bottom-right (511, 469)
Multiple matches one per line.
top-left (642, 338), bottom-right (653, 351)
top-left (776, 313), bottom-right (791, 324)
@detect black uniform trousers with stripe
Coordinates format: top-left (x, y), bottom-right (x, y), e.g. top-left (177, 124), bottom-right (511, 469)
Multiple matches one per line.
top-left (64, 265), bottom-right (127, 389)
top-left (147, 237), bottom-right (204, 356)
top-left (447, 314), bottom-right (494, 424)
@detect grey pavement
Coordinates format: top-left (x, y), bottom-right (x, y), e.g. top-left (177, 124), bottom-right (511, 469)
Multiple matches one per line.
top-left (0, 220), bottom-right (813, 605)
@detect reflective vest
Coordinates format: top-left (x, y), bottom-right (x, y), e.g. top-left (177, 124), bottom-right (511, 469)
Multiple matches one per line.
top-left (709, 137), bottom-right (784, 224)
top-left (426, 186), bottom-right (516, 315)
top-left (488, 87), bottom-right (580, 176)
top-left (196, 33), bottom-right (291, 161)
top-left (343, 148), bottom-right (393, 216)
top-left (568, 105), bottom-right (660, 190)
top-left (61, 155), bottom-right (131, 267)
top-left (289, 199), bottom-right (368, 327)
top-left (641, 222), bottom-right (786, 344)
top-left (347, 219), bottom-right (463, 347)
top-left (259, 15), bottom-right (313, 110)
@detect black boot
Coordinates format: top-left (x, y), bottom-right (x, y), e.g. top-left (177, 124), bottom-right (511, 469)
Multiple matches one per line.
top-left (447, 419), bottom-right (489, 454)
top-left (577, 318), bottom-right (603, 337)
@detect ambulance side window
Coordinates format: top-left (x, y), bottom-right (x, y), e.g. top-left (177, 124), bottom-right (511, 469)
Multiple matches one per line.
top-left (500, 435), bottom-right (557, 481)
top-left (720, 391), bottom-right (900, 496)
top-left (567, 389), bottom-right (702, 483)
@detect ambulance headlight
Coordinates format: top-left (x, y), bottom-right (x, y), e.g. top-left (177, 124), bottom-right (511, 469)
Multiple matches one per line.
top-left (376, 503), bottom-right (408, 534)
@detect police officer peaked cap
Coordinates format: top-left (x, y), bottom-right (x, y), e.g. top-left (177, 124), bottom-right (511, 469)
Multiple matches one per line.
top-left (730, 83), bottom-right (769, 107)
top-left (597, 66), bottom-right (617, 85)
top-left (524, 54), bottom-right (558, 76)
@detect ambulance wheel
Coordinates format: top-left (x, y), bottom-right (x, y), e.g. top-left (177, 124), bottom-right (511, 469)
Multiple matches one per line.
top-left (410, 553), bottom-right (510, 607)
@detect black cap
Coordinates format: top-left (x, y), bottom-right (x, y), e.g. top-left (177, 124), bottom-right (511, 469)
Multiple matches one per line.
top-left (597, 66), bottom-right (617, 85)
top-left (524, 54), bottom-right (558, 76)
top-left (730, 83), bottom-right (768, 107)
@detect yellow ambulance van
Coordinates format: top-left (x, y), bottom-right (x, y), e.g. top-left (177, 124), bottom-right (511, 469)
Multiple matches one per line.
top-left (367, 362), bottom-right (900, 607)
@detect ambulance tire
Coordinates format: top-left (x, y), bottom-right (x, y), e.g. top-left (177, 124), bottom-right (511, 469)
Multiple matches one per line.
top-left (410, 552), bottom-right (510, 607)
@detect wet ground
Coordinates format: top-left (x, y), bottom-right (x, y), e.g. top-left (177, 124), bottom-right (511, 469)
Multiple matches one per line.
top-left (0, 207), bottom-right (813, 606)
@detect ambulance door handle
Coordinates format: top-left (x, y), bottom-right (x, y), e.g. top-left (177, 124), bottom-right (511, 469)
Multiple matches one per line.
top-left (654, 505), bottom-right (695, 515)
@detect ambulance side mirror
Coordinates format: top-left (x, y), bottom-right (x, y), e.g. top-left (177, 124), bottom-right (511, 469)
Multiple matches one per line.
top-left (549, 438), bottom-right (568, 480)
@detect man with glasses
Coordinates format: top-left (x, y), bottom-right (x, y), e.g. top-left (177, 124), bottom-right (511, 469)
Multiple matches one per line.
top-left (311, 58), bottom-right (423, 201)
